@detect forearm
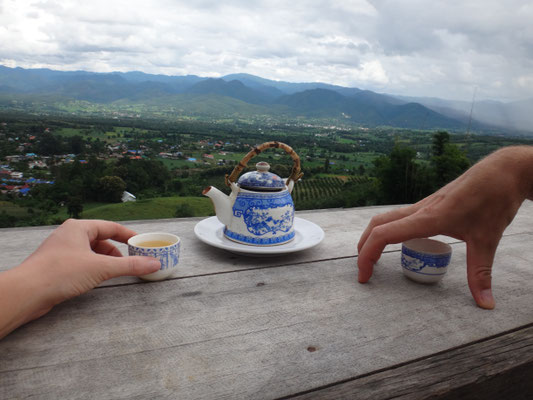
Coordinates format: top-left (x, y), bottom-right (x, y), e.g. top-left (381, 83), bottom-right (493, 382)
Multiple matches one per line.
top-left (0, 266), bottom-right (51, 339)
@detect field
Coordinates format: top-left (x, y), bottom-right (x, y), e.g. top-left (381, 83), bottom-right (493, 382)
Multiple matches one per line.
top-left (292, 176), bottom-right (369, 203)
top-left (0, 201), bottom-right (30, 217)
top-left (81, 196), bottom-right (214, 221)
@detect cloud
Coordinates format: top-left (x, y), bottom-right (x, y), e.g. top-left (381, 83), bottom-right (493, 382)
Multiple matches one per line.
top-left (0, 0), bottom-right (531, 101)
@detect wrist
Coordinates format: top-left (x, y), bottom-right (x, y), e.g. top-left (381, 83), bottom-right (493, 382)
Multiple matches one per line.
top-left (491, 146), bottom-right (533, 201)
top-left (0, 265), bottom-right (53, 339)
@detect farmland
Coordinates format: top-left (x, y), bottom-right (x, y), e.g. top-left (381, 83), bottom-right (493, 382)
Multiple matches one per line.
top-left (2, 112), bottom-right (533, 227)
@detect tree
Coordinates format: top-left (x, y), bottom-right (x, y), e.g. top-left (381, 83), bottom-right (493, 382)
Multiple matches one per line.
top-left (97, 176), bottom-right (127, 203)
top-left (68, 135), bottom-right (85, 154)
top-left (433, 143), bottom-right (470, 189)
top-left (0, 211), bottom-right (16, 228)
top-left (374, 145), bottom-right (433, 204)
top-left (67, 196), bottom-right (83, 219)
top-left (432, 131), bottom-right (450, 157)
top-left (175, 203), bottom-right (195, 218)
top-left (37, 132), bottom-right (63, 156)
top-left (431, 131), bottom-right (470, 190)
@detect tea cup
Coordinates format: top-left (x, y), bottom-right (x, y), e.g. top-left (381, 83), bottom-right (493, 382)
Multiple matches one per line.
top-left (401, 238), bottom-right (452, 284)
top-left (128, 232), bottom-right (181, 281)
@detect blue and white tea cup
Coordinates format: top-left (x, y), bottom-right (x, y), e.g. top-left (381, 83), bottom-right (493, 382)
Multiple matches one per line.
top-left (401, 238), bottom-right (452, 284)
top-left (128, 232), bottom-right (181, 281)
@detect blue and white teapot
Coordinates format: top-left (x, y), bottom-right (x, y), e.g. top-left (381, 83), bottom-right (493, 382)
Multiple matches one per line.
top-left (203, 141), bottom-right (303, 246)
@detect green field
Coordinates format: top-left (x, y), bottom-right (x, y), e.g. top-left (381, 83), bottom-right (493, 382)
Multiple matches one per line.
top-left (50, 202), bottom-right (109, 221)
top-left (81, 196), bottom-right (214, 221)
top-left (0, 201), bottom-right (30, 217)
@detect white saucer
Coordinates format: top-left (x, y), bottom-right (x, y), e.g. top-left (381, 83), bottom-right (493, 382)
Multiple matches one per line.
top-left (194, 217), bottom-right (325, 256)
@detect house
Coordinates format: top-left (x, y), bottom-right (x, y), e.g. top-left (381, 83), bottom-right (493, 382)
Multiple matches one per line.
top-left (29, 160), bottom-right (47, 169)
top-left (121, 191), bottom-right (136, 203)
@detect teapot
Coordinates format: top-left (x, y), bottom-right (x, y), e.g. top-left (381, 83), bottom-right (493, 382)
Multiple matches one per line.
top-left (202, 141), bottom-right (303, 246)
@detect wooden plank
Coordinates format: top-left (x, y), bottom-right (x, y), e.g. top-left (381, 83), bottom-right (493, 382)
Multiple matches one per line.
top-left (289, 324), bottom-right (533, 400)
top-left (2, 201), bottom-right (533, 287)
top-left (1, 234), bottom-right (532, 399)
top-left (0, 207), bottom-right (401, 286)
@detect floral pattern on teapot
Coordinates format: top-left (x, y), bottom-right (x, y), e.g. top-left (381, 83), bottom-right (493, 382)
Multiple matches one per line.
top-left (223, 191), bottom-right (295, 245)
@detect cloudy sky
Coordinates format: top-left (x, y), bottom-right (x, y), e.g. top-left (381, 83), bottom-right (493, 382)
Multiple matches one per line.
top-left (0, 0), bottom-right (532, 101)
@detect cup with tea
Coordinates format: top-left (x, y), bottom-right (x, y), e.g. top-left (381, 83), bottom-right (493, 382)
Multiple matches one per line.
top-left (128, 232), bottom-right (181, 281)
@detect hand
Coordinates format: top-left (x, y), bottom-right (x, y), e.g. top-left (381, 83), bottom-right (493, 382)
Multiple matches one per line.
top-left (0, 219), bottom-right (160, 338)
top-left (357, 146), bottom-right (533, 309)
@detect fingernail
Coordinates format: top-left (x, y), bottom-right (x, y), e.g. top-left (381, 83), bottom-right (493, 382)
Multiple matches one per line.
top-left (479, 289), bottom-right (495, 309)
top-left (148, 259), bottom-right (161, 271)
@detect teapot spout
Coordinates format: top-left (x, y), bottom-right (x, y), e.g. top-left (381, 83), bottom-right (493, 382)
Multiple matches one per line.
top-left (202, 186), bottom-right (233, 226)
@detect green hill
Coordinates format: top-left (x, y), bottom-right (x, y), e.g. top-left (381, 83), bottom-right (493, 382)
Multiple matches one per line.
top-left (0, 65), bottom-right (470, 130)
top-left (81, 197), bottom-right (214, 221)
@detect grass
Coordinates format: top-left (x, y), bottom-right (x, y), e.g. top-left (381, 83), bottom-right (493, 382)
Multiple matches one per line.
top-left (156, 158), bottom-right (202, 168)
top-left (0, 201), bottom-right (30, 217)
top-left (81, 196), bottom-right (213, 221)
top-left (55, 127), bottom-right (109, 141)
top-left (50, 202), bottom-right (108, 221)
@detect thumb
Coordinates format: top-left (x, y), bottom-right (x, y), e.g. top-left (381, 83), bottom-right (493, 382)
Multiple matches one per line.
top-left (466, 239), bottom-right (498, 310)
top-left (97, 255), bottom-right (161, 279)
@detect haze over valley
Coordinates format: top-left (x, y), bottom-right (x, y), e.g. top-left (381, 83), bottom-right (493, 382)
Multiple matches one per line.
top-left (1, 65), bottom-right (532, 134)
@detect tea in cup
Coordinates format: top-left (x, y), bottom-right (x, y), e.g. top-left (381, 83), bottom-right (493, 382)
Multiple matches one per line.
top-left (128, 232), bottom-right (181, 281)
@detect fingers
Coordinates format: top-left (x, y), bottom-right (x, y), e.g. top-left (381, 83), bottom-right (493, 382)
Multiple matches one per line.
top-left (357, 212), bottom-right (441, 283)
top-left (67, 219), bottom-right (138, 244)
top-left (358, 205), bottom-right (419, 253)
top-left (466, 239), bottom-right (499, 310)
top-left (92, 240), bottom-right (123, 257)
top-left (96, 254), bottom-right (161, 280)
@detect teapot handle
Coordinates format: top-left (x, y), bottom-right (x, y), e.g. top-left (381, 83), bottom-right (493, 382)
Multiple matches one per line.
top-left (225, 141), bottom-right (304, 187)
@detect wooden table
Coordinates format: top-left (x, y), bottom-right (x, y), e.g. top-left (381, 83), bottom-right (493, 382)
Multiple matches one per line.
top-left (1, 204), bottom-right (533, 399)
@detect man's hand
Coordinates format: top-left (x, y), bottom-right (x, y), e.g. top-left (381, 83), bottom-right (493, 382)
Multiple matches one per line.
top-left (357, 146), bottom-right (533, 309)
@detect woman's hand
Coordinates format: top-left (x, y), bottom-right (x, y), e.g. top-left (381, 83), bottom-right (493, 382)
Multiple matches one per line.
top-left (0, 219), bottom-right (160, 339)
top-left (357, 146), bottom-right (533, 309)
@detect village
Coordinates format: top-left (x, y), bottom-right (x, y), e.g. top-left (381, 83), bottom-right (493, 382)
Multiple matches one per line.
top-left (0, 121), bottom-right (248, 198)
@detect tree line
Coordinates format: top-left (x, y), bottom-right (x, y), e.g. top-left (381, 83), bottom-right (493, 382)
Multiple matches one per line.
top-left (294, 131), bottom-right (469, 210)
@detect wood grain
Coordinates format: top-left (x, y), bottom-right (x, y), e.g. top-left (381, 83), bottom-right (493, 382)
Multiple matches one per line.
top-left (289, 325), bottom-right (533, 400)
top-left (2, 202), bottom-right (533, 287)
top-left (1, 232), bottom-right (532, 399)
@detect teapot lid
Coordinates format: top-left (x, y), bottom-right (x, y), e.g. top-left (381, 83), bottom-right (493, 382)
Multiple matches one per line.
top-left (237, 162), bottom-right (285, 191)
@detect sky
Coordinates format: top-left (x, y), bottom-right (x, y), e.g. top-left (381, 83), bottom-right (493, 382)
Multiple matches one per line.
top-left (0, 0), bottom-right (532, 102)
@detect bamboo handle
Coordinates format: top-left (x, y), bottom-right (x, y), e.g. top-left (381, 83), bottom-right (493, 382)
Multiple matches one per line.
top-left (225, 141), bottom-right (303, 187)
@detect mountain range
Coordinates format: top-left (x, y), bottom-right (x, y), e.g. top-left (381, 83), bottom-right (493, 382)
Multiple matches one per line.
top-left (0, 65), bottom-right (531, 133)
